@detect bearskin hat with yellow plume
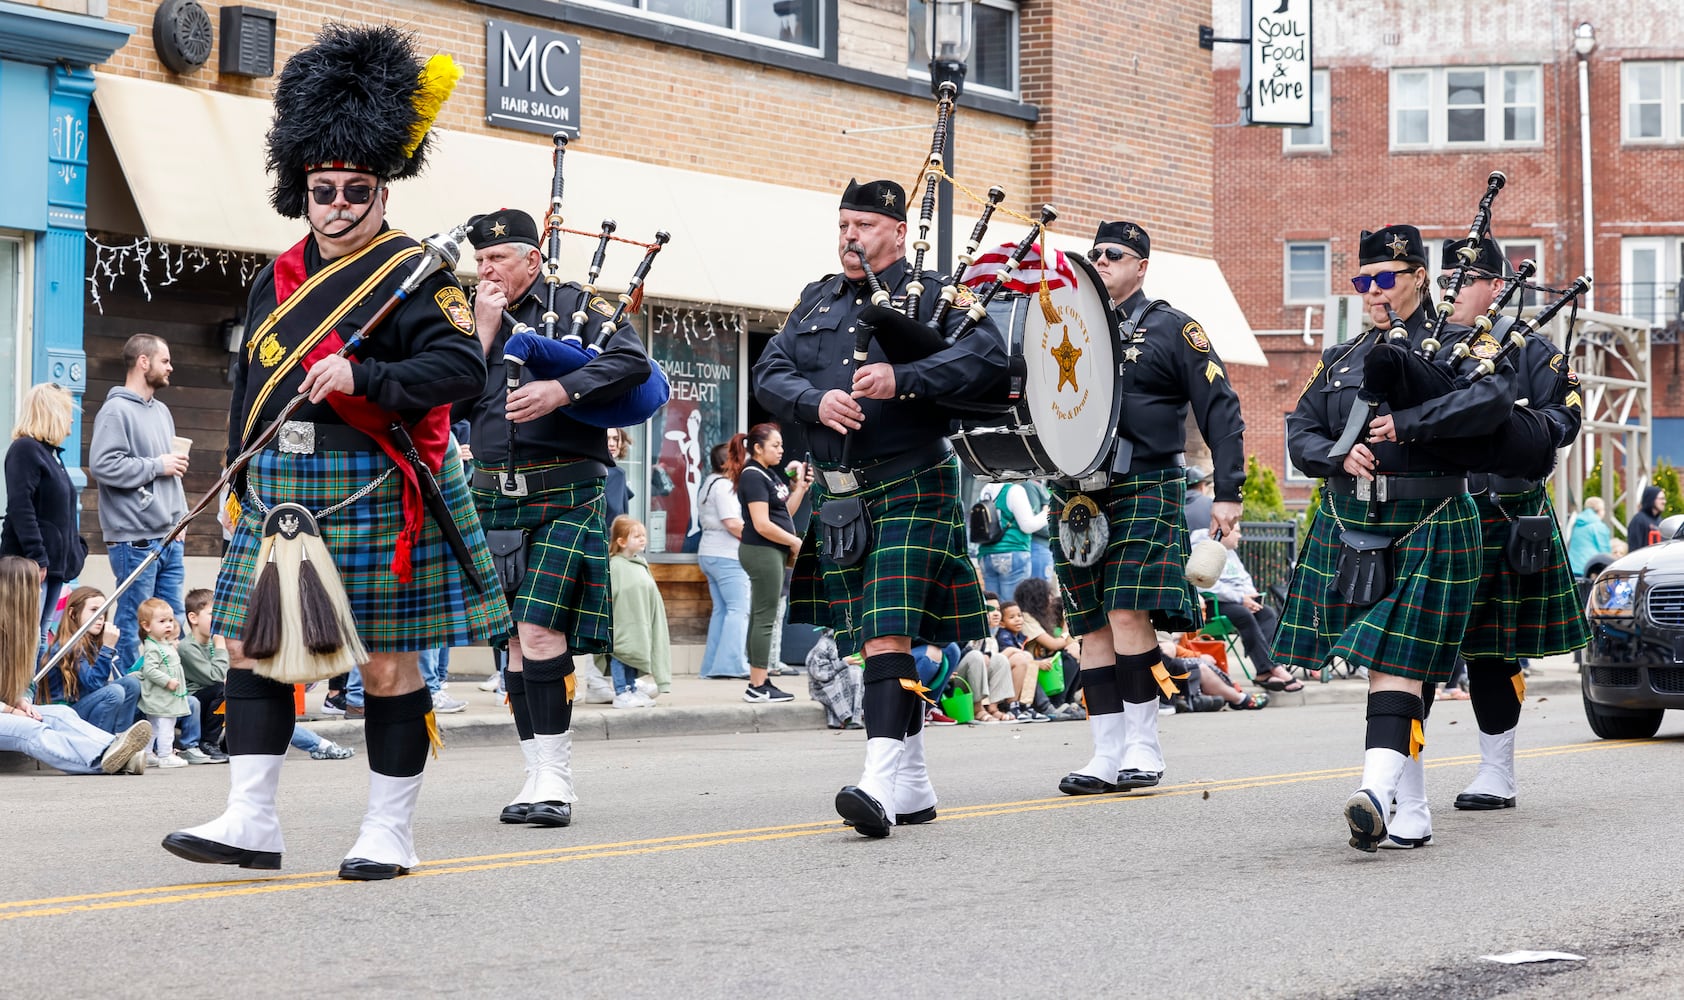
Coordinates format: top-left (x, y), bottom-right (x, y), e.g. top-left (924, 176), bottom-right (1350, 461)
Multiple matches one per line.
top-left (265, 22), bottom-right (461, 218)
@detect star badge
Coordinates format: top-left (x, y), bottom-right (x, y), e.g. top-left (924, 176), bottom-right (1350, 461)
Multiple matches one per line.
top-left (1125, 225), bottom-right (1139, 242)
top-left (1124, 346), bottom-right (1142, 364)
top-left (881, 189), bottom-right (897, 207)
top-left (1050, 330), bottom-right (1083, 392)
top-left (491, 219), bottom-right (508, 237)
top-left (1387, 234), bottom-right (1409, 259)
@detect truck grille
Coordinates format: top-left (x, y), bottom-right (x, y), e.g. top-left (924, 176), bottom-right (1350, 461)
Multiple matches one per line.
top-left (1592, 667), bottom-right (1639, 687)
top-left (1646, 585), bottom-right (1684, 627)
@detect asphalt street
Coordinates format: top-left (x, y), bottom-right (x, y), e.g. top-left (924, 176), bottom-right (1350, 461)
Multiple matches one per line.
top-left (5, 697), bottom-right (1682, 999)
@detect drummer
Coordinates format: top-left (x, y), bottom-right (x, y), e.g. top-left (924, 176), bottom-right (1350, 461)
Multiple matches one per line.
top-left (1054, 220), bottom-right (1250, 797)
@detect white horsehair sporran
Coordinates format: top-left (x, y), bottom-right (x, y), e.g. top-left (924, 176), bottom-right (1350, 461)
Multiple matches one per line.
top-left (1059, 493), bottom-right (1108, 568)
top-left (241, 501), bottom-right (368, 684)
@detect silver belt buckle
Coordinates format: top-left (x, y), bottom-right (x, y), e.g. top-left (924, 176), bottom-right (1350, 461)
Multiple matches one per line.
top-left (822, 468), bottom-right (860, 494)
top-left (1355, 476), bottom-right (1389, 502)
top-left (278, 420), bottom-right (316, 454)
top-left (499, 472), bottom-right (529, 497)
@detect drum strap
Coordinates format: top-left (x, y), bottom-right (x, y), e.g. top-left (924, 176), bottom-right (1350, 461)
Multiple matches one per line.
top-left (1110, 299), bottom-right (1169, 475)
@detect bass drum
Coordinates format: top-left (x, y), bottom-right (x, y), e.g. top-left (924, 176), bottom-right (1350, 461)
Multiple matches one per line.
top-left (951, 253), bottom-right (1121, 482)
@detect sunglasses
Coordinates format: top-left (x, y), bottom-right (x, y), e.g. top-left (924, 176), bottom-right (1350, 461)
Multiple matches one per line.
top-left (1350, 268), bottom-right (1416, 294)
top-left (1435, 273), bottom-right (1496, 290)
top-left (1088, 247), bottom-right (1142, 263)
top-left (309, 183), bottom-right (380, 206)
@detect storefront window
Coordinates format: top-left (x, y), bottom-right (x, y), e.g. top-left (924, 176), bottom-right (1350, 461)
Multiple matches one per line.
top-left (0, 236), bottom-right (26, 510)
top-left (642, 305), bottom-right (743, 555)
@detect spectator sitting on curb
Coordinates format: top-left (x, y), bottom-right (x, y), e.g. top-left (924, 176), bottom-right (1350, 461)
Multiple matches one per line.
top-left (957, 595), bottom-right (1017, 723)
top-left (40, 587), bottom-right (142, 734)
top-left (1012, 577), bottom-right (1083, 718)
top-left (178, 589), bottom-right (229, 758)
top-left (289, 724), bottom-right (355, 760)
top-left (805, 628), bottom-right (864, 730)
top-left (1161, 634), bottom-right (1268, 711)
top-left (995, 602), bottom-right (1059, 722)
top-left (1190, 525), bottom-right (1302, 692)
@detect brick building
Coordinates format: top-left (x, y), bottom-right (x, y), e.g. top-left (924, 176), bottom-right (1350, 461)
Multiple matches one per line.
top-left (1211, 0), bottom-right (1684, 503)
top-left (0, 0), bottom-right (1261, 639)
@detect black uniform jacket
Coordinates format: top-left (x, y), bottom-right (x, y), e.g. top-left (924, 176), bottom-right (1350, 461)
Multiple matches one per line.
top-left (753, 257), bottom-right (1008, 467)
top-left (1113, 288), bottom-right (1247, 503)
top-left (1288, 305), bottom-right (1517, 479)
top-left (1493, 316), bottom-right (1583, 452)
top-left (227, 228), bottom-right (487, 464)
top-left (461, 275), bottom-right (649, 468)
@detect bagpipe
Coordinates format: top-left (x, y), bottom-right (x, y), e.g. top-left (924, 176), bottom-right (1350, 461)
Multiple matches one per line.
top-left (1329, 178), bottom-right (1591, 484)
top-left (34, 224), bottom-right (480, 688)
top-left (496, 132), bottom-right (672, 432)
top-left (848, 82), bottom-right (1057, 420)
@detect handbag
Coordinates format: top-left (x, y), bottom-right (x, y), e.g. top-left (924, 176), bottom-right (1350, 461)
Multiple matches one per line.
top-left (1334, 529), bottom-right (1394, 607)
top-left (818, 496), bottom-right (871, 568)
top-left (1506, 515), bottom-right (1554, 575)
top-left (484, 528), bottom-right (530, 596)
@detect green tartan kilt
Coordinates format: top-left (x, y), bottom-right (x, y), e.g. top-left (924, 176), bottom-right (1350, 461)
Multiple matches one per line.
top-left (1460, 489), bottom-right (1592, 660)
top-left (1049, 469), bottom-right (1203, 637)
top-left (213, 445), bottom-right (511, 652)
top-left (469, 462), bottom-right (612, 655)
top-left (1273, 489), bottom-right (1481, 683)
top-left (789, 455), bottom-right (987, 658)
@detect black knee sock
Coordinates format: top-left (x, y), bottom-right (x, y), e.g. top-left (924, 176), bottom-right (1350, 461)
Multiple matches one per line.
top-left (1420, 681), bottom-right (1437, 721)
top-left (1365, 691), bottom-right (1425, 756)
top-left (223, 668), bottom-right (295, 756)
top-left (523, 653), bottom-right (575, 735)
top-left (1080, 665), bottom-right (1123, 716)
top-left (1467, 660), bottom-right (1524, 734)
top-left (861, 652), bottom-right (920, 740)
top-left (1116, 650), bottom-right (1162, 705)
top-left (363, 688), bottom-right (433, 778)
top-left (504, 669), bottom-right (535, 742)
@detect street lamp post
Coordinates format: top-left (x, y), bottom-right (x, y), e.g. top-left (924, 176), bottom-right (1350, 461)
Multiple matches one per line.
top-left (1573, 21), bottom-right (1597, 311)
top-left (925, 0), bottom-right (974, 277)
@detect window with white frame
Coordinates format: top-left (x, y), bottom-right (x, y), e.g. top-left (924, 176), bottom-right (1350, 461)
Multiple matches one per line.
top-left (907, 0), bottom-right (1019, 97)
top-left (584, 0), bottom-right (824, 52)
top-left (1621, 236), bottom-right (1684, 328)
top-left (1284, 242), bottom-right (1329, 303)
top-left (1390, 66), bottom-right (1542, 150)
top-left (1283, 69), bottom-right (1330, 151)
top-left (1622, 61), bottom-right (1684, 143)
top-left (0, 235), bottom-right (27, 512)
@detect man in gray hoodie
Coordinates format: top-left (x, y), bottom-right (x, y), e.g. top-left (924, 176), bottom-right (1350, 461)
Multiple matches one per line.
top-left (89, 334), bottom-right (189, 670)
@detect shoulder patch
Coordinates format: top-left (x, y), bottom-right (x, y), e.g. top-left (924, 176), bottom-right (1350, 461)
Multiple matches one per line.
top-left (1300, 360), bottom-right (1325, 399)
top-left (1566, 368), bottom-right (1581, 386)
top-left (1469, 332), bottom-right (1501, 360)
top-left (1182, 321), bottom-right (1210, 353)
top-left (1549, 352), bottom-right (1565, 373)
top-left (589, 295), bottom-right (616, 317)
top-left (953, 283), bottom-right (977, 310)
top-left (434, 286), bottom-right (475, 335)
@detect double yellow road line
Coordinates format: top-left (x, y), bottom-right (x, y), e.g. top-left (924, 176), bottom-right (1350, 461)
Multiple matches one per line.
top-left (0, 738), bottom-right (1645, 923)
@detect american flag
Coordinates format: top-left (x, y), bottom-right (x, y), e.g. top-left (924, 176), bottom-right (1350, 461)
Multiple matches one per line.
top-left (958, 241), bottom-right (1077, 293)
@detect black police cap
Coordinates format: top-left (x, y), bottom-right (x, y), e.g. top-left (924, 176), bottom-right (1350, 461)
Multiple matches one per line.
top-left (840, 178), bottom-right (907, 222)
top-left (1358, 225), bottom-right (1427, 266)
top-left (467, 209), bottom-right (541, 250)
top-left (1440, 236), bottom-right (1506, 278)
top-left (1093, 220), bottom-right (1150, 259)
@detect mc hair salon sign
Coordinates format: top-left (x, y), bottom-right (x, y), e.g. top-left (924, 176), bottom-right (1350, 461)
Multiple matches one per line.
top-left (1246, 0), bottom-right (1313, 127)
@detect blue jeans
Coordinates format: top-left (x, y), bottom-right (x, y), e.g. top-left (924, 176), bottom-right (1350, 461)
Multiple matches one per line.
top-left (609, 657), bottom-right (640, 694)
top-left (71, 674), bottom-right (141, 734)
top-left (345, 666), bottom-right (363, 708)
top-left (289, 724), bottom-right (325, 754)
top-left (1030, 538), bottom-right (1054, 584)
top-left (0, 704), bottom-right (114, 774)
top-left (106, 538), bottom-right (185, 671)
top-left (698, 554), bottom-right (751, 678)
top-left (981, 549), bottom-right (1031, 605)
top-left (419, 648), bottom-right (451, 694)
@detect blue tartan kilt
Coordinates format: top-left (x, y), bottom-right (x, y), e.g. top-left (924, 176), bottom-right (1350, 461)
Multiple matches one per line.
top-left (213, 445), bottom-right (511, 652)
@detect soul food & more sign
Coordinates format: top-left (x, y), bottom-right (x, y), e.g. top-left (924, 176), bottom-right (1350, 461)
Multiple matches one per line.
top-left (1246, 0), bottom-right (1313, 127)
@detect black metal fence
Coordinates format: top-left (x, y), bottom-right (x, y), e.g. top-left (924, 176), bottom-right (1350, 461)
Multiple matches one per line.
top-left (1237, 519), bottom-right (1300, 607)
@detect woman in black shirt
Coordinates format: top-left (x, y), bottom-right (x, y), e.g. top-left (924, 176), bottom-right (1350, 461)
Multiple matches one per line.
top-left (736, 422), bottom-right (810, 703)
top-left (1, 384), bottom-right (86, 641)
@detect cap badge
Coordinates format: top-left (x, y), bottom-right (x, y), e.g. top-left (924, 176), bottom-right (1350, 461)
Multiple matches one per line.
top-left (490, 219), bottom-right (507, 237)
top-left (881, 189), bottom-right (897, 207)
top-left (1388, 234), bottom-right (1410, 259)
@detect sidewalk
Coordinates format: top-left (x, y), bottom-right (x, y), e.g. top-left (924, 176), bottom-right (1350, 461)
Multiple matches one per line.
top-left (297, 654), bottom-right (1587, 750)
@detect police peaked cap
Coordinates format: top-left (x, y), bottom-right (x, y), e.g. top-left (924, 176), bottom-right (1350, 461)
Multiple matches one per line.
top-left (468, 210), bottom-right (541, 250)
top-left (1440, 236), bottom-right (1507, 278)
top-left (1358, 225), bottom-right (1427, 267)
top-left (840, 179), bottom-right (907, 222)
top-left (266, 24), bottom-right (449, 219)
top-left (1093, 220), bottom-right (1150, 259)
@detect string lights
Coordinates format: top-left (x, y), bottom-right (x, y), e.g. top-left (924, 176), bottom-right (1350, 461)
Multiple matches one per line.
top-left (85, 233), bottom-right (265, 314)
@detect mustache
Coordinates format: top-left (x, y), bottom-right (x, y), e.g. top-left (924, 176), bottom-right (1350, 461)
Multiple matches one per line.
top-left (323, 208), bottom-right (360, 224)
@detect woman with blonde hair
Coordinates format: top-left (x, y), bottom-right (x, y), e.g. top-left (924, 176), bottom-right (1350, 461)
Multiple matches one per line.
top-left (0, 555), bottom-right (152, 774)
top-left (2, 383), bottom-right (87, 640)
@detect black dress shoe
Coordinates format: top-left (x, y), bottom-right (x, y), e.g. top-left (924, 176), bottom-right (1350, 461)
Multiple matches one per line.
top-left (161, 832), bottom-right (282, 871)
top-left (1058, 772), bottom-right (1119, 796)
top-left (1114, 769), bottom-right (1162, 790)
top-left (499, 803), bottom-right (532, 824)
top-left (526, 801), bottom-right (572, 827)
top-left (338, 858), bottom-right (410, 881)
top-left (1453, 792), bottom-right (1517, 811)
top-left (898, 805), bottom-right (937, 825)
top-left (834, 786), bottom-right (891, 837)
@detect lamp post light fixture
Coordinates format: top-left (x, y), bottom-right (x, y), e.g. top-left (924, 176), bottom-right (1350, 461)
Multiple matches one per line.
top-left (1573, 21), bottom-right (1597, 58)
top-left (924, 0), bottom-right (974, 276)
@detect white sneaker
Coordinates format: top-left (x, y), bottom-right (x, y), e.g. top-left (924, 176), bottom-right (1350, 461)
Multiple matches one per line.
top-left (477, 675), bottom-right (502, 693)
top-left (146, 752), bottom-right (161, 767)
top-left (634, 676), bottom-right (659, 701)
top-left (431, 692), bottom-right (468, 714)
top-left (157, 754), bottom-right (190, 769)
top-left (612, 690), bottom-right (655, 709)
top-left (178, 746), bottom-right (215, 765)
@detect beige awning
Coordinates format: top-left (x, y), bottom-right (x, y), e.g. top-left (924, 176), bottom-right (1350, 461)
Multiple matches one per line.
top-left (89, 72), bottom-right (1264, 363)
